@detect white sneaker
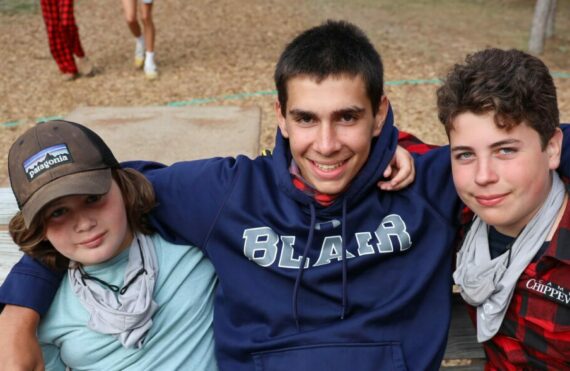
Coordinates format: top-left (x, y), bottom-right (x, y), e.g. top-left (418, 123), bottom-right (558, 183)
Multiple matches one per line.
top-left (144, 52), bottom-right (158, 79)
top-left (144, 64), bottom-right (158, 79)
top-left (77, 57), bottom-right (95, 77)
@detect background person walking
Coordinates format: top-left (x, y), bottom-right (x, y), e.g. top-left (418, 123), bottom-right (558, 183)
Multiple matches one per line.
top-left (121, 0), bottom-right (158, 79)
top-left (40, 0), bottom-right (94, 81)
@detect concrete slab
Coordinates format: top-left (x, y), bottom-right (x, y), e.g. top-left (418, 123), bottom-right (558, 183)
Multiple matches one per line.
top-left (0, 105), bottom-right (261, 188)
top-left (65, 105), bottom-right (261, 164)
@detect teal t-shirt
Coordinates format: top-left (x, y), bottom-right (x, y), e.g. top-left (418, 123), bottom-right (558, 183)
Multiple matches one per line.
top-left (38, 234), bottom-right (218, 371)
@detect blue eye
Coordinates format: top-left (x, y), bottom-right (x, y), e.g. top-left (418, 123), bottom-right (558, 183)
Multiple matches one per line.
top-left (48, 208), bottom-right (67, 219)
top-left (86, 195), bottom-right (102, 204)
top-left (455, 152), bottom-right (474, 161)
top-left (498, 147), bottom-right (516, 155)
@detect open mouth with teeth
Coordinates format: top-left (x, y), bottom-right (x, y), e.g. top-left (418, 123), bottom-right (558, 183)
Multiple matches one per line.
top-left (313, 160), bottom-right (346, 172)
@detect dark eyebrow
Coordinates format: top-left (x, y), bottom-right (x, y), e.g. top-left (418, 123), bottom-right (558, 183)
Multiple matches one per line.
top-left (451, 138), bottom-right (522, 152)
top-left (333, 106), bottom-right (365, 117)
top-left (288, 109), bottom-right (316, 118)
top-left (450, 145), bottom-right (473, 153)
top-left (289, 109), bottom-right (317, 119)
top-left (288, 106), bottom-right (366, 118)
top-left (489, 139), bottom-right (521, 148)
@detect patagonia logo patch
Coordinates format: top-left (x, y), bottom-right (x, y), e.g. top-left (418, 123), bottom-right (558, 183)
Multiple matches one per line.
top-left (526, 278), bottom-right (570, 307)
top-left (23, 144), bottom-right (73, 181)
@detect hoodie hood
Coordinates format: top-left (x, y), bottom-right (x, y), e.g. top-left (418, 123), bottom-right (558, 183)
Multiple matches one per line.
top-left (272, 105), bottom-right (399, 209)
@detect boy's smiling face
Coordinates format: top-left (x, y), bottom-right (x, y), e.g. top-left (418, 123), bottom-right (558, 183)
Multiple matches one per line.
top-left (275, 74), bottom-right (387, 196)
top-left (450, 111), bottom-right (562, 237)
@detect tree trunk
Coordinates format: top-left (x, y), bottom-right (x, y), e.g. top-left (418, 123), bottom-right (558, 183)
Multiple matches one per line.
top-left (528, 0), bottom-right (552, 54)
top-left (546, 0), bottom-right (557, 38)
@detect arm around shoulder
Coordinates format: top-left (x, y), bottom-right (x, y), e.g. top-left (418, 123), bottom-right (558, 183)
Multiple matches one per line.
top-left (126, 157), bottom-right (245, 248)
top-left (0, 254), bottom-right (64, 316)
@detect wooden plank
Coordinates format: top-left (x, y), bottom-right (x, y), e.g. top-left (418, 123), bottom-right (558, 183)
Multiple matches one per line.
top-left (0, 231), bottom-right (21, 284)
top-left (440, 360), bottom-right (486, 370)
top-left (0, 188), bottom-right (17, 226)
top-left (0, 188), bottom-right (19, 284)
top-left (443, 294), bottom-right (485, 369)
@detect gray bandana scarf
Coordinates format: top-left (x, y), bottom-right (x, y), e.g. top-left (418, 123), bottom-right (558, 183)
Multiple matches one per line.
top-left (453, 171), bottom-right (566, 342)
top-left (68, 232), bottom-right (159, 348)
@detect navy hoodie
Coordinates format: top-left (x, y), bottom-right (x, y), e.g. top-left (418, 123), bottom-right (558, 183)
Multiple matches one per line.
top-left (2, 109), bottom-right (464, 370)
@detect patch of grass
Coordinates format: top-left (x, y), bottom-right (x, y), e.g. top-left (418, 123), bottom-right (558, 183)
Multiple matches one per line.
top-left (0, 0), bottom-right (39, 15)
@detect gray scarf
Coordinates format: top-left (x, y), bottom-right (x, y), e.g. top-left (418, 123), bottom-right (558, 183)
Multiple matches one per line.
top-left (68, 232), bottom-right (159, 348)
top-left (453, 171), bottom-right (565, 342)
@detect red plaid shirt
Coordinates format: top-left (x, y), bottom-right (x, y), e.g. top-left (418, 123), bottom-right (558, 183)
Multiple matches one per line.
top-left (289, 161), bottom-right (336, 206)
top-left (467, 204), bottom-right (570, 370)
top-left (396, 131), bottom-right (437, 154)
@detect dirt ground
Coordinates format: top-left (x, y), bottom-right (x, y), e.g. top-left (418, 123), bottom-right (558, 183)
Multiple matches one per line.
top-left (1, 0), bottom-right (569, 185)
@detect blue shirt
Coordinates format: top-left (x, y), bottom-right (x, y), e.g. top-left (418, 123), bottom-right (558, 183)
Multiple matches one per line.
top-left (39, 234), bottom-right (218, 371)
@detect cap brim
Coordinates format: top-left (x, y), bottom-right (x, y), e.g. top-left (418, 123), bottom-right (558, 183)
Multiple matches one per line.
top-left (22, 168), bottom-right (112, 228)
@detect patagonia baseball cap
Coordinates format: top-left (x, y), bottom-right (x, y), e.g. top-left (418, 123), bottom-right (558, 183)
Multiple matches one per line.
top-left (8, 120), bottom-right (120, 227)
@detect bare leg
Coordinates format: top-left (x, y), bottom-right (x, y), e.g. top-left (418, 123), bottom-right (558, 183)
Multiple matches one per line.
top-left (121, 0), bottom-right (141, 38)
top-left (140, 2), bottom-right (155, 52)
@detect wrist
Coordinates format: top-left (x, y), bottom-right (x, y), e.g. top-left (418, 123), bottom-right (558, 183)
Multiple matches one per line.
top-left (1, 305), bottom-right (40, 333)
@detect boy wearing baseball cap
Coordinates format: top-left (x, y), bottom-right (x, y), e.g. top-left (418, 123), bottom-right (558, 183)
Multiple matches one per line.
top-left (6, 120), bottom-right (218, 370)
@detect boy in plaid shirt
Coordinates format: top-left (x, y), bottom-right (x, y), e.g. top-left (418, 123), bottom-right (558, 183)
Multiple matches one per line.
top-left (438, 48), bottom-right (570, 370)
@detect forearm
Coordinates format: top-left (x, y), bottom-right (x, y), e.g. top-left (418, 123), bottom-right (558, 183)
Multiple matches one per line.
top-left (0, 304), bottom-right (40, 331)
top-left (0, 305), bottom-right (44, 371)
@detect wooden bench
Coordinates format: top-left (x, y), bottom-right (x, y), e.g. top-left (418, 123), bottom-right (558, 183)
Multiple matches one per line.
top-left (0, 187), bottom-right (484, 369)
top-left (442, 293), bottom-right (486, 369)
top-left (0, 188), bottom-right (21, 284)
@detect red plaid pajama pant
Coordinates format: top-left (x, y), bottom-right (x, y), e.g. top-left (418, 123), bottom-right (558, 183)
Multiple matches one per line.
top-left (40, 0), bottom-right (85, 74)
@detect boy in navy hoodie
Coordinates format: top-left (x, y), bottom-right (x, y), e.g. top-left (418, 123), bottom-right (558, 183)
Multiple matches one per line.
top-left (1, 20), bottom-right (567, 371)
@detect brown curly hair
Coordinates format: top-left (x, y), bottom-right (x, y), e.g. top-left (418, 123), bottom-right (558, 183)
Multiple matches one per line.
top-left (436, 48), bottom-right (559, 149)
top-left (9, 168), bottom-right (156, 270)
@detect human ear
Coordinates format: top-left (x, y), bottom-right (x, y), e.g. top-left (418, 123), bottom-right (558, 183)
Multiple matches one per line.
top-left (373, 96), bottom-right (389, 137)
top-left (274, 100), bottom-right (289, 138)
top-left (547, 128), bottom-right (563, 170)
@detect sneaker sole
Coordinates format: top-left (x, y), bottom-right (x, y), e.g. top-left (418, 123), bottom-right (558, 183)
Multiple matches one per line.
top-left (145, 71), bottom-right (158, 80)
top-left (134, 57), bottom-right (144, 69)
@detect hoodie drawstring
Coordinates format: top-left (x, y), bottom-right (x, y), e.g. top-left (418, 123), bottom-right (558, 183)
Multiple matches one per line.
top-left (292, 199), bottom-right (350, 329)
top-left (292, 202), bottom-right (316, 330)
top-left (340, 198), bottom-right (348, 320)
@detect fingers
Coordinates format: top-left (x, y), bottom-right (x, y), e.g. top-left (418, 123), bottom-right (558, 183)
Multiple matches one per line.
top-left (382, 163), bottom-right (393, 178)
top-left (377, 165), bottom-right (412, 190)
top-left (377, 145), bottom-right (416, 191)
top-left (389, 163), bottom-right (415, 190)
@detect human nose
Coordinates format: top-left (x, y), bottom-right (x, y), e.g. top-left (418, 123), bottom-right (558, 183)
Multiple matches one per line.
top-left (314, 123), bottom-right (341, 155)
top-left (474, 158), bottom-right (498, 185)
top-left (74, 212), bottom-right (97, 232)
